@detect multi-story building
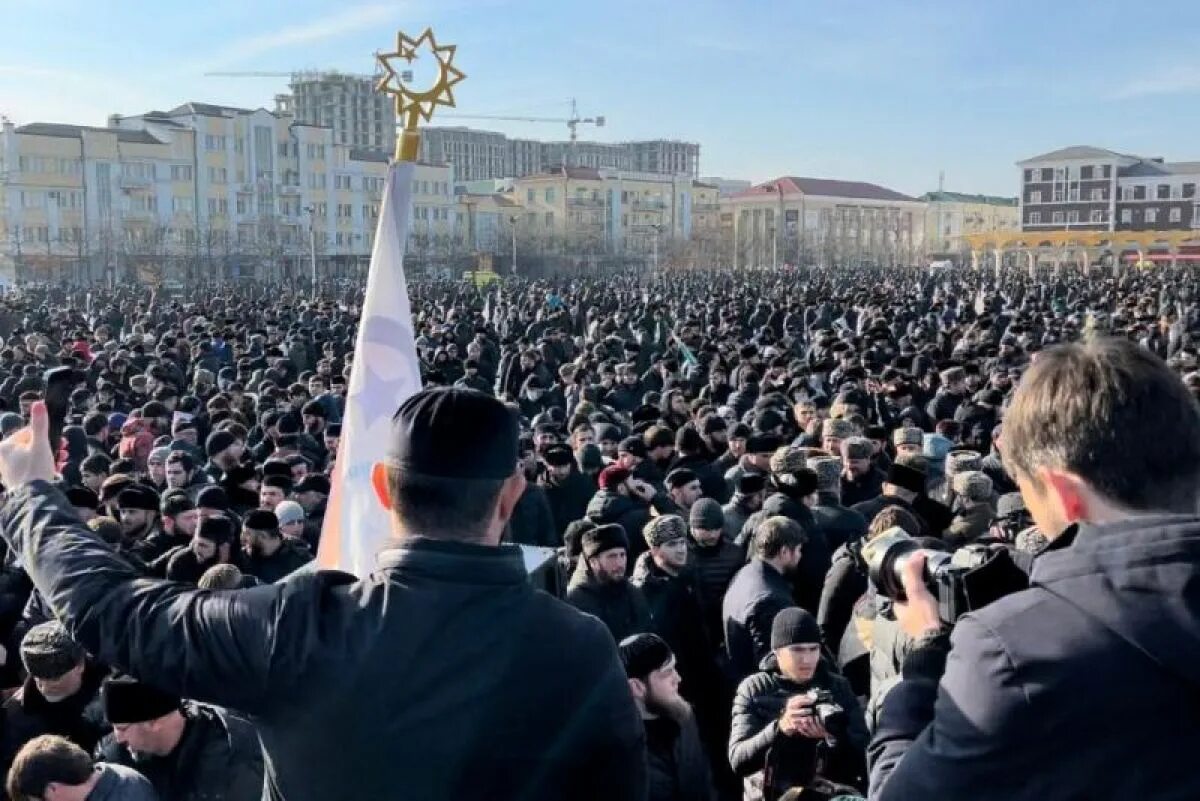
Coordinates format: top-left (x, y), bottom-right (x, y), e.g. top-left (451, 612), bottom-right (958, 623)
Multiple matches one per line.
top-left (1018, 145), bottom-right (1200, 233)
top-left (920, 191), bottom-right (1019, 255)
top-left (419, 127), bottom-right (508, 182)
top-left (508, 139), bottom-right (542, 180)
top-left (722, 177), bottom-right (926, 269)
top-left (540, 141), bottom-right (632, 173)
top-left (283, 71), bottom-right (396, 153)
top-left (701, 177), bottom-right (752, 197)
top-left (0, 102), bottom-right (452, 283)
top-left (630, 141), bottom-right (700, 179)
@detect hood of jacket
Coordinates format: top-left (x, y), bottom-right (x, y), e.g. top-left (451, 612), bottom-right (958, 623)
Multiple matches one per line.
top-left (1032, 515), bottom-right (1200, 689)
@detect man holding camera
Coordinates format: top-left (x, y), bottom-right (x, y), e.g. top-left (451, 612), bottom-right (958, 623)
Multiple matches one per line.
top-left (869, 338), bottom-right (1200, 800)
top-left (730, 607), bottom-right (868, 800)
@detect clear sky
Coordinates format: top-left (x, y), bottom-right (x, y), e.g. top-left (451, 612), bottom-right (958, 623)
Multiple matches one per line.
top-left (3, 0), bottom-right (1198, 197)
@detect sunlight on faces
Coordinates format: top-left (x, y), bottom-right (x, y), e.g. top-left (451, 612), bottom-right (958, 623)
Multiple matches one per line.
top-left (775, 642), bottom-right (821, 683)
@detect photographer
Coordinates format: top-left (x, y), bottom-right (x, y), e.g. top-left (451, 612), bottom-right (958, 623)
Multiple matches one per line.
top-left (729, 607), bottom-right (867, 801)
top-left (868, 338), bottom-right (1200, 800)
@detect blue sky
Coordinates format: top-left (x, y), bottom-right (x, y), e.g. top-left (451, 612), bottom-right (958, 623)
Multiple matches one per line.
top-left (3, 0), bottom-right (1199, 196)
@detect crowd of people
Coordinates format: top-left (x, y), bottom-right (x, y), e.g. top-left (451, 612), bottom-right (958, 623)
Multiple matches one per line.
top-left (0, 261), bottom-right (1196, 801)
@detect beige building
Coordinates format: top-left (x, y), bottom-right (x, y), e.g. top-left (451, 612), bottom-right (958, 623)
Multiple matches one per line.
top-left (0, 103), bottom-right (451, 283)
top-left (920, 191), bottom-right (1019, 257)
top-left (722, 177), bottom-right (927, 269)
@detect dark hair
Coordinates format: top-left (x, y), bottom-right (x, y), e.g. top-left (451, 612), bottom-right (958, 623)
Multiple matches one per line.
top-left (867, 506), bottom-right (922, 539)
top-left (165, 451), bottom-right (194, 471)
top-left (7, 735), bottom-right (93, 801)
top-left (752, 515), bottom-right (807, 559)
top-left (385, 466), bottom-right (505, 543)
top-left (1004, 337), bottom-right (1200, 513)
top-left (80, 454), bottom-right (111, 476)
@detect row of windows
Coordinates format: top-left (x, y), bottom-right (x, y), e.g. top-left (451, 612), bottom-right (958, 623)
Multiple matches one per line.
top-left (17, 157), bottom-right (83, 175)
top-left (1028, 206), bottom-right (1197, 225)
top-left (1120, 183), bottom-right (1196, 201)
top-left (413, 206), bottom-right (451, 221)
top-left (414, 180), bottom-right (450, 196)
top-left (1024, 164), bottom-right (1113, 182)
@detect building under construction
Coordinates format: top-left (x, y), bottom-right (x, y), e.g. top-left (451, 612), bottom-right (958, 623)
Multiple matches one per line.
top-left (283, 71), bottom-right (396, 152)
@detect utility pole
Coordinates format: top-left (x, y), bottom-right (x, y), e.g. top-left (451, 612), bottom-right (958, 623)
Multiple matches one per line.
top-left (509, 214), bottom-right (518, 275)
top-left (652, 223), bottom-right (663, 273)
top-left (304, 205), bottom-right (317, 296)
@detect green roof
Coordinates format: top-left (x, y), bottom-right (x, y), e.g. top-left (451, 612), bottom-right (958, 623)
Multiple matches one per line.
top-left (920, 191), bottom-right (1017, 206)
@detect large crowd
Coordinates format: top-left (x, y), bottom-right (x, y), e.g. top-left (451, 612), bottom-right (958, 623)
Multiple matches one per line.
top-left (0, 262), bottom-right (1196, 801)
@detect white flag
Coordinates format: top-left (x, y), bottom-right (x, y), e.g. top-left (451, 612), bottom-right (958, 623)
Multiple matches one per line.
top-left (317, 161), bottom-right (422, 576)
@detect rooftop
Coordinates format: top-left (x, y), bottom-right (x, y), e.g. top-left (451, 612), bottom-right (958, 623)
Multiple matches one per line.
top-left (735, 176), bottom-right (917, 203)
top-left (1018, 145), bottom-right (1142, 164)
top-left (15, 123), bottom-right (164, 145)
top-left (920, 191), bottom-right (1018, 206)
top-left (168, 102), bottom-right (258, 118)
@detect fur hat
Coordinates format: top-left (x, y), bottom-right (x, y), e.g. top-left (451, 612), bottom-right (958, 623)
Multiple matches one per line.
top-left (952, 470), bottom-right (993, 503)
top-left (841, 436), bottom-right (873, 461)
top-left (808, 456), bottom-right (843, 492)
top-left (892, 426), bottom-right (924, 447)
top-left (643, 515), bottom-right (688, 547)
top-left (582, 524), bottom-right (629, 559)
top-left (945, 450), bottom-right (983, 476)
top-left (20, 622), bottom-right (84, 680)
top-left (821, 418), bottom-right (855, 440)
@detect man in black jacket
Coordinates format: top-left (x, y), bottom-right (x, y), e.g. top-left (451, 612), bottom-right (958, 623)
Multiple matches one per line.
top-left (99, 675), bottom-right (263, 801)
top-left (619, 633), bottom-right (715, 801)
top-left (567, 524), bottom-right (653, 643)
top-left (0, 389), bottom-right (647, 801)
top-left (240, 509), bottom-right (312, 584)
top-left (729, 608), bottom-right (868, 801)
top-left (687, 499), bottom-right (742, 648)
top-left (870, 338), bottom-right (1200, 801)
top-left (539, 443), bottom-right (594, 541)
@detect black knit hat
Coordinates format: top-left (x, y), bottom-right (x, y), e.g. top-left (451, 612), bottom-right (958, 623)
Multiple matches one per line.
top-left (665, 468), bottom-right (699, 490)
top-left (205, 429), bottom-right (237, 458)
top-left (886, 462), bottom-right (926, 494)
top-left (771, 607), bottom-right (821, 650)
top-left (618, 632), bottom-right (673, 680)
top-left (196, 485), bottom-right (231, 511)
top-left (160, 491), bottom-right (194, 517)
top-left (582, 524), bottom-right (628, 559)
top-left (102, 675), bottom-right (181, 724)
top-left (64, 486), bottom-right (99, 510)
top-left (388, 387), bottom-right (518, 480)
top-left (244, 509), bottom-right (279, 531)
top-left (618, 436), bottom-right (647, 458)
top-left (197, 515), bottom-right (235, 545)
top-left (540, 444), bottom-right (575, 468)
top-left (737, 472), bottom-right (767, 495)
top-left (117, 484), bottom-right (159, 512)
top-left (689, 498), bottom-right (724, 531)
top-left (20, 622), bottom-right (84, 680)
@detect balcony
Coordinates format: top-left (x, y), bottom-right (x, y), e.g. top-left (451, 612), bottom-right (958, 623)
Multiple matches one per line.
top-left (693, 203), bottom-right (720, 211)
top-left (119, 176), bottom-right (152, 190)
top-left (631, 198), bottom-right (665, 210)
top-left (567, 196), bottom-right (604, 207)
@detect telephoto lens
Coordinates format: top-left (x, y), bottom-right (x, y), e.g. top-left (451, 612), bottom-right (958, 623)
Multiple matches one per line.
top-left (860, 527), bottom-right (951, 602)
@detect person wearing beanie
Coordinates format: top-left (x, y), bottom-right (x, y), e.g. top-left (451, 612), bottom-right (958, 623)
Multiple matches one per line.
top-left (241, 508), bottom-right (312, 584)
top-left (0, 386), bottom-right (648, 801)
top-left (0, 622), bottom-right (109, 771)
top-left (617, 633), bottom-right (715, 801)
top-left (587, 463), bottom-right (677, 567)
top-left (258, 473), bottom-right (293, 512)
top-left (722, 471), bottom-right (767, 544)
top-left (203, 428), bottom-right (244, 482)
top-left (945, 471), bottom-right (997, 547)
top-left (145, 446), bottom-right (172, 490)
top-left (722, 516), bottom-right (807, 682)
top-left (565, 523), bottom-right (652, 642)
top-left (64, 486), bottom-right (100, 523)
top-left (538, 443), bottom-right (594, 542)
top-left (115, 484), bottom-right (163, 558)
top-left (730, 606), bottom-right (868, 800)
top-left (274, 499), bottom-right (308, 544)
top-left (664, 468), bottom-right (703, 515)
top-left (712, 421), bottom-right (750, 477)
top-left (671, 426), bottom-right (728, 503)
top-left (839, 436), bottom-right (885, 508)
top-left (687, 497), bottom-right (743, 654)
top-left (292, 474), bottom-right (331, 551)
top-left (809, 455), bottom-right (868, 555)
top-left (162, 514), bottom-right (240, 585)
top-left (98, 675), bottom-right (263, 801)
top-left (132, 490), bottom-right (198, 567)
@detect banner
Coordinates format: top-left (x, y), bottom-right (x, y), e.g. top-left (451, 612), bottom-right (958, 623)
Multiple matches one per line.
top-left (317, 161), bottom-right (422, 576)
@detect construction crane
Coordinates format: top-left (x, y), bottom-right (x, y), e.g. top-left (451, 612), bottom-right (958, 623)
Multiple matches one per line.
top-left (440, 98), bottom-right (604, 144)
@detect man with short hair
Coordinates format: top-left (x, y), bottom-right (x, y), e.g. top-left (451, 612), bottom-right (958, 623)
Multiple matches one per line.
top-left (618, 634), bottom-right (714, 801)
top-left (539, 443), bottom-right (594, 540)
top-left (98, 675), bottom-right (263, 801)
top-left (871, 338), bottom-right (1200, 800)
top-left (0, 388), bottom-right (647, 801)
top-left (722, 516), bottom-right (806, 681)
top-left (665, 469), bottom-right (703, 515)
top-left (141, 493), bottom-right (198, 570)
top-left (566, 524), bottom-right (653, 642)
top-left (6, 734), bottom-right (157, 801)
top-left (162, 516), bottom-right (238, 585)
top-left (258, 475), bottom-right (291, 511)
top-left (721, 472), bottom-right (766, 543)
top-left (291, 474), bottom-right (328, 551)
top-left (241, 509), bottom-right (313, 584)
top-left (840, 437), bottom-right (885, 507)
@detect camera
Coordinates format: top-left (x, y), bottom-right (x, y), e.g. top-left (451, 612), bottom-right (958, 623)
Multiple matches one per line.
top-left (807, 689), bottom-right (846, 735)
top-left (860, 527), bottom-right (1031, 624)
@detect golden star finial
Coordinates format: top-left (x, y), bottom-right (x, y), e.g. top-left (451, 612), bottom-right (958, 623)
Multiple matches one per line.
top-left (376, 28), bottom-right (466, 161)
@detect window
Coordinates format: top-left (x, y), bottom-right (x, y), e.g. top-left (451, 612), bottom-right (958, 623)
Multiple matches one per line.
top-left (1121, 208), bottom-right (1132, 223)
top-left (1024, 169), bottom-right (1033, 182)
top-left (1170, 208), bottom-right (1182, 223)
top-left (1052, 211), bottom-right (1065, 224)
top-left (1054, 167), bottom-right (1067, 182)
top-left (1158, 184), bottom-right (1171, 199)
top-left (337, 203), bottom-right (353, 219)
top-left (1067, 210), bottom-right (1080, 224)
top-left (1029, 190), bottom-right (1042, 203)
top-left (1091, 188), bottom-right (1105, 201)
top-left (208, 167), bottom-right (227, 184)
top-left (1053, 189), bottom-right (1064, 202)
top-left (1134, 186), bottom-right (1146, 200)
top-left (1068, 187), bottom-right (1080, 201)
top-left (1090, 210), bottom-right (1104, 223)
top-left (1103, 165), bottom-right (1112, 178)
top-left (544, 211), bottom-right (554, 227)
top-left (307, 174), bottom-right (326, 189)
top-left (20, 192), bottom-right (43, 208)
top-left (1184, 184), bottom-right (1196, 199)
top-left (172, 197), bottom-right (194, 213)
top-left (1121, 186), bottom-right (1134, 200)
top-left (236, 196), bottom-right (248, 215)
top-left (171, 165), bottom-right (193, 181)
top-left (1081, 165), bottom-right (1094, 179)
top-left (545, 188), bottom-right (556, 203)
top-left (526, 189), bottom-right (535, 203)
top-left (1146, 207), bottom-right (1158, 224)
top-left (1040, 168), bottom-right (1053, 181)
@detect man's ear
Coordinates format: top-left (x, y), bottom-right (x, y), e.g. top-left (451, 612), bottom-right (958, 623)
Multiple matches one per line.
top-left (494, 469), bottom-right (527, 524)
top-left (370, 462), bottom-right (392, 511)
top-left (627, 677), bottom-right (646, 701)
top-left (1040, 467), bottom-right (1088, 524)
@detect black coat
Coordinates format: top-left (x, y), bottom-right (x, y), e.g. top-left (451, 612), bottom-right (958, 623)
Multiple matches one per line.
top-left (811, 497), bottom-right (868, 555)
top-left (688, 537), bottom-right (744, 649)
top-left (243, 538), bottom-right (313, 585)
top-left (566, 560), bottom-right (654, 644)
top-left (99, 704), bottom-right (264, 801)
top-left (507, 483), bottom-right (558, 548)
top-left (1, 482), bottom-right (647, 801)
top-left (631, 553), bottom-right (718, 701)
top-left (541, 470), bottom-right (595, 542)
top-left (742, 493), bottom-right (830, 616)
top-left (729, 655), bottom-right (868, 801)
top-left (870, 516), bottom-right (1200, 801)
top-left (0, 661), bottom-right (109, 771)
top-left (816, 544), bottom-right (868, 658)
top-left (721, 559), bottom-right (794, 683)
top-left (839, 469), bottom-right (885, 508)
top-left (644, 713), bottom-right (716, 801)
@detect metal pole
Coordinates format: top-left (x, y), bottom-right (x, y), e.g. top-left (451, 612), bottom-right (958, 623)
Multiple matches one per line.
top-left (653, 230), bottom-right (659, 273)
top-left (309, 223), bottom-right (317, 296)
top-left (511, 218), bottom-right (517, 275)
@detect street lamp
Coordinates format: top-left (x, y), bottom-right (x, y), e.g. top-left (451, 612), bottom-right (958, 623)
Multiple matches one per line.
top-left (509, 214), bottom-right (518, 276)
top-left (303, 205), bottom-right (317, 296)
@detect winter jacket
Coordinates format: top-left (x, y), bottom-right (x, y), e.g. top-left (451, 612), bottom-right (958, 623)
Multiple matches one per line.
top-left (721, 559), bottom-right (794, 683)
top-left (944, 502), bottom-right (994, 547)
top-left (816, 543), bottom-right (868, 657)
top-left (99, 703), bottom-right (264, 801)
top-left (839, 469), bottom-right (885, 508)
top-left (721, 495), bottom-right (756, 545)
top-left (924, 390), bottom-right (962, 424)
top-left (243, 538), bottom-right (313, 585)
top-left (0, 661), bottom-right (110, 771)
top-left (644, 713), bottom-right (716, 801)
top-left (566, 560), bottom-right (654, 644)
top-left (0, 483), bottom-right (646, 801)
top-left (507, 483), bottom-right (558, 548)
top-left (586, 489), bottom-right (674, 565)
top-left (741, 493), bottom-right (830, 616)
top-left (631, 553), bottom-right (717, 700)
top-left (729, 654), bottom-right (869, 801)
top-left (541, 470), bottom-right (595, 541)
top-left (811, 497), bottom-right (867, 556)
top-left (870, 516), bottom-right (1200, 801)
top-left (688, 536), bottom-right (745, 648)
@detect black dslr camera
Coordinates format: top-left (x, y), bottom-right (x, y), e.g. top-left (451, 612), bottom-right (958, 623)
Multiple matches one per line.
top-left (861, 528), bottom-right (1032, 625)
top-left (807, 689), bottom-right (846, 736)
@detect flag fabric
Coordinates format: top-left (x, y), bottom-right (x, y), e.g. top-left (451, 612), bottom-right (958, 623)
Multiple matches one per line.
top-left (317, 161), bottom-right (422, 577)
